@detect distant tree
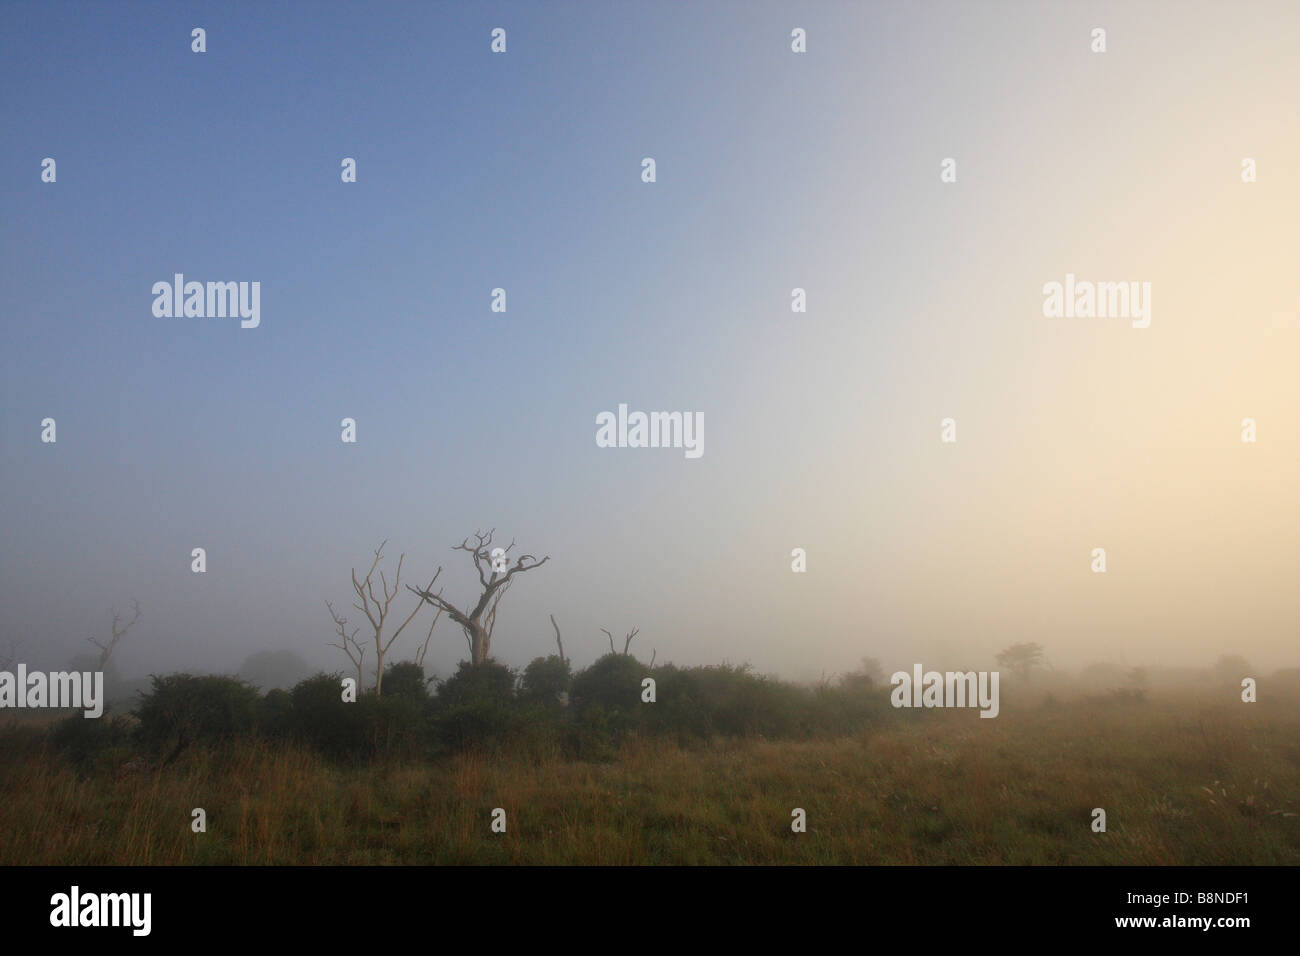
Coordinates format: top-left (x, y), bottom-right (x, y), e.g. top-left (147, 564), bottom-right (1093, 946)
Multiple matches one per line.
top-left (995, 642), bottom-right (1045, 681)
top-left (407, 529), bottom-right (549, 667)
top-left (88, 599), bottom-right (141, 671)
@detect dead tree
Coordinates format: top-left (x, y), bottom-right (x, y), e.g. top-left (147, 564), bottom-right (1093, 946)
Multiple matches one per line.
top-left (550, 614), bottom-right (565, 664)
top-left (88, 599), bottom-right (141, 670)
top-left (349, 541), bottom-right (437, 696)
top-left (601, 627), bottom-right (640, 656)
top-left (406, 529), bottom-right (549, 666)
top-left (326, 601), bottom-right (366, 690)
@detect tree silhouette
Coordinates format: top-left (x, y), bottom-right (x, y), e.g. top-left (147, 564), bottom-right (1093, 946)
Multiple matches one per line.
top-left (995, 641), bottom-right (1045, 681)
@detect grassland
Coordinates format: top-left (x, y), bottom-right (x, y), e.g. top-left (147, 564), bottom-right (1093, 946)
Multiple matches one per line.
top-left (2, 688), bottom-right (1297, 865)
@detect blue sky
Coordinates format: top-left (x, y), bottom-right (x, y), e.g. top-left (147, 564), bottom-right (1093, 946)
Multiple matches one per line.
top-left (3, 1), bottom-right (1299, 681)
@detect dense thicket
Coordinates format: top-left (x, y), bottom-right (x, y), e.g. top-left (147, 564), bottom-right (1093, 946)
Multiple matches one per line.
top-left (45, 655), bottom-right (893, 766)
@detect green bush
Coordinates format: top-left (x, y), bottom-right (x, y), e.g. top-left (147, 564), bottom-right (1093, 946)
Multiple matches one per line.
top-left (435, 659), bottom-right (517, 706)
top-left (359, 692), bottom-right (427, 759)
top-left (274, 672), bottom-right (429, 761)
top-left (261, 687), bottom-right (293, 735)
top-left (283, 672), bottom-right (372, 760)
top-left (565, 702), bottom-right (620, 761)
top-left (430, 660), bottom-right (524, 753)
top-left (50, 711), bottom-right (135, 770)
top-left (380, 661), bottom-right (432, 701)
top-left (133, 674), bottom-right (263, 755)
top-left (520, 655), bottom-right (571, 712)
top-left (571, 654), bottom-right (644, 718)
top-left (107, 651), bottom-right (898, 764)
top-left (806, 680), bottom-right (893, 736)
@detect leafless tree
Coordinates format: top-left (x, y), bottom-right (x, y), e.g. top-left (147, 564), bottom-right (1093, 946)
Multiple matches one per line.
top-left (348, 540), bottom-right (437, 697)
top-left (326, 601), bottom-right (366, 690)
top-left (88, 599), bottom-right (141, 670)
top-left (601, 626), bottom-right (640, 656)
top-left (406, 529), bottom-right (550, 666)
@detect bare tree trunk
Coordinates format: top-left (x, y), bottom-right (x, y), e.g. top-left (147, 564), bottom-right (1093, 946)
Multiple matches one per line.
top-left (470, 622), bottom-right (490, 666)
top-left (550, 614), bottom-right (565, 663)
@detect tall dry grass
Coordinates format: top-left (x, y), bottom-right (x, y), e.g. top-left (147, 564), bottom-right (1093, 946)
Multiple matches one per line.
top-left (1, 689), bottom-right (1296, 864)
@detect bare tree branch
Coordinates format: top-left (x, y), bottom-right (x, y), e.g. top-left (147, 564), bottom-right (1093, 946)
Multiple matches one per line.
top-left (601, 626), bottom-right (640, 656)
top-left (88, 599), bottom-right (141, 670)
top-left (346, 541), bottom-right (433, 696)
top-left (413, 571), bottom-right (445, 670)
top-left (326, 600), bottom-right (365, 690)
top-left (550, 614), bottom-right (565, 663)
top-left (407, 529), bottom-right (550, 665)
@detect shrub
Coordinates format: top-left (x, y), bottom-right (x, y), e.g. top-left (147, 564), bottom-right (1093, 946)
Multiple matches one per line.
top-left (261, 687), bottom-right (293, 734)
top-left (570, 654), bottom-right (644, 718)
top-left (520, 655), bottom-right (571, 712)
top-left (807, 680), bottom-right (892, 736)
top-left (50, 711), bottom-right (135, 770)
top-left (435, 659), bottom-right (517, 706)
top-left (283, 672), bottom-right (372, 760)
top-left (276, 672), bottom-right (428, 761)
top-left (381, 661), bottom-right (432, 701)
top-left (133, 674), bottom-right (263, 755)
top-left (430, 660), bottom-right (525, 753)
top-left (566, 702), bottom-right (620, 761)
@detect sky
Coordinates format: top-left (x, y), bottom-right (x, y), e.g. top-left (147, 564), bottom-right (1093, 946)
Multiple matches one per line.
top-left (2, 0), bottom-right (1298, 684)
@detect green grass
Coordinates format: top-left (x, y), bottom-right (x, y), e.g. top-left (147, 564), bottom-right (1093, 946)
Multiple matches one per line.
top-left (2, 690), bottom-right (1297, 864)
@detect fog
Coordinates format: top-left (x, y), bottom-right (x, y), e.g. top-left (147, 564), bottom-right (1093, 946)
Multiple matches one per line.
top-left (3, 1), bottom-right (1298, 692)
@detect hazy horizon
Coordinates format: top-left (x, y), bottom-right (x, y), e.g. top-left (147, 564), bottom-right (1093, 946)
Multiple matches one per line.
top-left (3, 1), bottom-right (1299, 686)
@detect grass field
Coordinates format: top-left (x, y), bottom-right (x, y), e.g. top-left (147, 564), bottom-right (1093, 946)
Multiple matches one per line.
top-left (2, 689), bottom-right (1297, 865)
